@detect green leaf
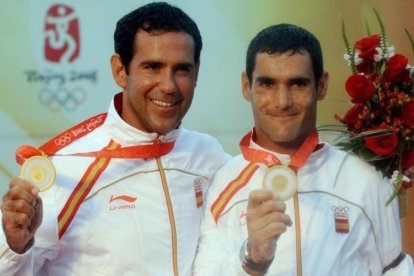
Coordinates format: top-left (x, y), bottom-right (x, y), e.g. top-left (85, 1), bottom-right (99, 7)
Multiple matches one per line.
top-left (336, 140), bottom-right (363, 151)
top-left (342, 20), bottom-right (357, 74)
top-left (351, 129), bottom-right (393, 139)
top-left (405, 28), bottom-right (414, 53)
top-left (358, 148), bottom-right (390, 161)
top-left (385, 193), bottom-right (398, 206)
top-left (364, 17), bottom-right (371, 36)
top-left (317, 125), bottom-right (349, 132)
top-left (386, 172), bottom-right (403, 206)
top-left (373, 8), bottom-right (388, 54)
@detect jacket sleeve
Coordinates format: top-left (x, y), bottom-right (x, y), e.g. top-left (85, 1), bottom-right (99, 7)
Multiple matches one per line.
top-left (369, 176), bottom-right (414, 275)
top-left (0, 240), bottom-right (35, 276)
top-left (383, 254), bottom-right (414, 276)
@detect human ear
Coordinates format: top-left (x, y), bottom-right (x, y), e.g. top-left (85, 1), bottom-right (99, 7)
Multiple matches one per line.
top-left (242, 72), bottom-right (252, 102)
top-left (194, 61), bottom-right (200, 86)
top-left (110, 54), bottom-right (127, 89)
top-left (317, 71), bottom-right (329, 101)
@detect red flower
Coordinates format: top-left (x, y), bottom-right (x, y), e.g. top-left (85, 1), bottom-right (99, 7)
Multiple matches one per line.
top-left (342, 104), bottom-right (363, 127)
top-left (384, 54), bottom-right (409, 82)
top-left (345, 74), bottom-right (376, 103)
top-left (365, 130), bottom-right (399, 156)
top-left (356, 61), bottom-right (373, 74)
top-left (402, 101), bottom-right (414, 126)
top-left (339, 13), bottom-right (414, 192)
top-left (355, 34), bottom-right (381, 62)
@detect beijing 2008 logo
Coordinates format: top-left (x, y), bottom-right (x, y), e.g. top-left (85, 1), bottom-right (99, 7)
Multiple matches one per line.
top-left (24, 3), bottom-right (98, 112)
top-left (44, 4), bottom-right (80, 63)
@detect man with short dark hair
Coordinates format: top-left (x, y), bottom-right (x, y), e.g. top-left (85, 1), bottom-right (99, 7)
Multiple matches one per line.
top-left (0, 2), bottom-right (228, 275)
top-left (194, 24), bottom-right (414, 275)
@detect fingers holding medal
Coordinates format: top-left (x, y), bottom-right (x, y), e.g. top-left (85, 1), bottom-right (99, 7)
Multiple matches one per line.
top-left (20, 156), bottom-right (56, 192)
top-left (262, 165), bottom-right (297, 201)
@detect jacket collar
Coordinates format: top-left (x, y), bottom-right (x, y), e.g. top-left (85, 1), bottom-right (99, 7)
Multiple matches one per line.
top-left (104, 92), bottom-right (181, 146)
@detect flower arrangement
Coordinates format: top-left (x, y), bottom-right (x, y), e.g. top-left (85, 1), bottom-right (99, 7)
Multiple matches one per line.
top-left (320, 9), bottom-right (414, 207)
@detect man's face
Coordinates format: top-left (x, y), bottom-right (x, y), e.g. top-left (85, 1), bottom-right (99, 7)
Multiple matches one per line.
top-left (111, 30), bottom-right (199, 135)
top-left (242, 51), bottom-right (328, 154)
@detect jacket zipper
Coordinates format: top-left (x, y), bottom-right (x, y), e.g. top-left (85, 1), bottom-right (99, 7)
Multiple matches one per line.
top-left (155, 136), bottom-right (179, 276)
top-left (293, 192), bottom-right (302, 276)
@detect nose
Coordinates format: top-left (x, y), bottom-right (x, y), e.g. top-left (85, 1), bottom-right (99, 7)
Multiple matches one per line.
top-left (274, 86), bottom-right (292, 109)
top-left (159, 70), bottom-right (177, 94)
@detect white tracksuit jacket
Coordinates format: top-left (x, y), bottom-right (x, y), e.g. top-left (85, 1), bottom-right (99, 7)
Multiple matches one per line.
top-left (194, 140), bottom-right (414, 275)
top-left (0, 94), bottom-right (229, 276)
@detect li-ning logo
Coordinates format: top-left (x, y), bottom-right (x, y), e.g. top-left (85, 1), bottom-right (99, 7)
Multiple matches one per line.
top-left (44, 4), bottom-right (80, 63)
top-left (109, 195), bottom-right (137, 211)
top-left (331, 205), bottom-right (350, 233)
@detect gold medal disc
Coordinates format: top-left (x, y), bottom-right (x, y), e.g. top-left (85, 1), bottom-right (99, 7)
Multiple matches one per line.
top-left (20, 156), bottom-right (56, 192)
top-left (262, 165), bottom-right (297, 201)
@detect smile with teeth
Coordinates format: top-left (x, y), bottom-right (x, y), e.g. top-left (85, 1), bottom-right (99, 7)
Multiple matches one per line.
top-left (151, 99), bottom-right (176, 107)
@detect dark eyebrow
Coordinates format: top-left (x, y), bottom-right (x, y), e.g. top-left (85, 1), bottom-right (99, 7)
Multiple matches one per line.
top-left (139, 60), bottom-right (194, 70)
top-left (256, 76), bottom-right (275, 84)
top-left (175, 62), bottom-right (194, 70)
top-left (140, 60), bottom-right (162, 67)
top-left (289, 77), bottom-right (311, 85)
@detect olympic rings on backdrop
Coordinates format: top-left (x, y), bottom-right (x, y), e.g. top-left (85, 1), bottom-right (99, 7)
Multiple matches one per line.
top-left (38, 86), bottom-right (86, 112)
top-left (39, 87), bottom-right (65, 112)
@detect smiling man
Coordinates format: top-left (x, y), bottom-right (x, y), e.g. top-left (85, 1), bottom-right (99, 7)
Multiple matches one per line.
top-left (111, 29), bottom-right (198, 135)
top-left (0, 2), bottom-right (228, 275)
top-left (194, 24), bottom-right (414, 275)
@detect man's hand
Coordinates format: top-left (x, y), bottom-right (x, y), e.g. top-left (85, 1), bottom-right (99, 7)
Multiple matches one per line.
top-left (246, 189), bottom-right (292, 263)
top-left (1, 177), bottom-right (43, 253)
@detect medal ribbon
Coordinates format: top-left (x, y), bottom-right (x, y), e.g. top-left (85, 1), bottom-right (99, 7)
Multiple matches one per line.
top-left (16, 142), bottom-right (175, 164)
top-left (239, 129), bottom-right (319, 170)
top-left (15, 112), bottom-right (175, 164)
top-left (210, 129), bottom-right (319, 223)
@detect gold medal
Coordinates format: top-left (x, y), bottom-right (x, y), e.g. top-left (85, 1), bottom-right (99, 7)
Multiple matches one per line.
top-left (262, 165), bottom-right (297, 201)
top-left (20, 156), bottom-right (56, 191)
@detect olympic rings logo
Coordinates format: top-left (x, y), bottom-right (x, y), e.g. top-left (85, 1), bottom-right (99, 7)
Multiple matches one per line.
top-left (331, 205), bottom-right (349, 213)
top-left (54, 132), bottom-right (72, 146)
top-left (39, 86), bottom-right (86, 112)
top-left (331, 205), bottom-right (349, 218)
